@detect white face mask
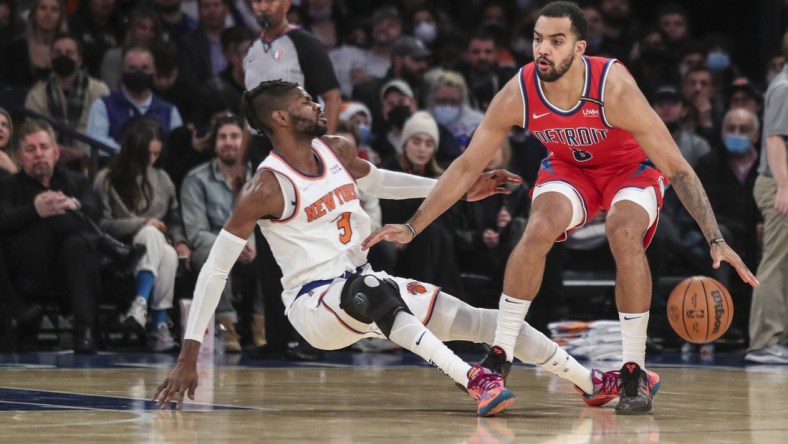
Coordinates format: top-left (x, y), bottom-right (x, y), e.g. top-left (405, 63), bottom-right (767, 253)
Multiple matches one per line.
top-left (432, 105), bottom-right (461, 125)
top-left (414, 21), bottom-right (437, 44)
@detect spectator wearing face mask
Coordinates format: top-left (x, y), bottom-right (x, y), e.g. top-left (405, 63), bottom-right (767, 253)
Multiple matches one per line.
top-left (694, 108), bottom-right (761, 338)
top-left (373, 79), bottom-right (461, 167)
top-left (353, 35), bottom-right (431, 131)
top-left (86, 46), bottom-right (183, 157)
top-left (339, 101), bottom-right (376, 163)
top-left (427, 70), bottom-right (484, 152)
top-left (408, 4), bottom-right (453, 54)
top-left (25, 33), bottom-right (109, 169)
top-left (703, 33), bottom-right (742, 95)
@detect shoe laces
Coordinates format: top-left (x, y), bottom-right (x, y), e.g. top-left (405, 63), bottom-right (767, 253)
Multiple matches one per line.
top-left (598, 371), bottom-right (620, 396)
top-left (469, 370), bottom-right (503, 394)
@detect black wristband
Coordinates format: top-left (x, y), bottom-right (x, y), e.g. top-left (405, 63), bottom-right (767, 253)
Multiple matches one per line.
top-left (404, 223), bottom-right (417, 239)
top-left (708, 238), bottom-right (726, 246)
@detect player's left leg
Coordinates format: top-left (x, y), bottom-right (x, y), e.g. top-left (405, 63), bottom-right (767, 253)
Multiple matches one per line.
top-left (291, 273), bottom-right (514, 416)
top-left (340, 274), bottom-right (515, 416)
top-left (606, 186), bottom-right (662, 414)
top-left (425, 292), bottom-right (620, 406)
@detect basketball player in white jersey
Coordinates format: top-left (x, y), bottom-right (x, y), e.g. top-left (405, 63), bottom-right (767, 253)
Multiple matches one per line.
top-left (153, 80), bottom-right (624, 416)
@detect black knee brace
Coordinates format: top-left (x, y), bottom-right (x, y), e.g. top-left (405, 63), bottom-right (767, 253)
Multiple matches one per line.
top-left (339, 274), bottom-right (412, 337)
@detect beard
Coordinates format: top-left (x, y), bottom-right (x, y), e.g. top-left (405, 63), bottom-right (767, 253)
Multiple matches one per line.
top-left (472, 60), bottom-right (494, 76)
top-left (30, 163), bottom-right (54, 182)
top-left (536, 53), bottom-right (574, 82)
top-left (218, 154), bottom-right (238, 167)
top-left (292, 114), bottom-right (327, 138)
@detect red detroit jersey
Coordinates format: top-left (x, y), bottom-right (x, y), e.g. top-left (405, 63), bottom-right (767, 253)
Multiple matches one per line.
top-left (520, 56), bottom-right (648, 173)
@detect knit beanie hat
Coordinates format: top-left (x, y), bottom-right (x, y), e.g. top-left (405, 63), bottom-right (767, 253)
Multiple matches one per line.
top-left (400, 111), bottom-right (439, 152)
top-left (339, 101), bottom-right (373, 126)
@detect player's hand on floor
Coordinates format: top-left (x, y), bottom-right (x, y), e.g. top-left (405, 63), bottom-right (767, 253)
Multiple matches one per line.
top-left (362, 224), bottom-right (413, 250)
top-left (465, 169), bottom-right (523, 202)
top-left (153, 362), bottom-right (199, 409)
top-left (711, 242), bottom-right (759, 287)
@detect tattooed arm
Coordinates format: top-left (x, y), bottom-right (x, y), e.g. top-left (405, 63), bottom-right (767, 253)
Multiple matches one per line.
top-left (666, 170), bottom-right (722, 241)
top-left (603, 63), bottom-right (758, 286)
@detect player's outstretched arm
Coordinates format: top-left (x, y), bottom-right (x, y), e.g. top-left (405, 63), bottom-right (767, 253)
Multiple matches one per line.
top-left (604, 63), bottom-right (759, 287)
top-left (361, 77), bottom-right (524, 249)
top-left (153, 170), bottom-right (285, 409)
top-left (325, 134), bottom-right (522, 205)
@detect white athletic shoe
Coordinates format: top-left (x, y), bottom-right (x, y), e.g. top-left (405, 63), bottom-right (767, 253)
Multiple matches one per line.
top-left (149, 323), bottom-right (178, 352)
top-left (125, 296), bottom-right (147, 332)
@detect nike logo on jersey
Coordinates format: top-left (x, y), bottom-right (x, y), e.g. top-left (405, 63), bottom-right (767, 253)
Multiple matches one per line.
top-left (503, 297), bottom-right (524, 304)
top-left (290, 200), bottom-right (297, 207)
top-left (623, 315), bottom-right (642, 321)
top-left (415, 331), bottom-right (427, 346)
top-left (532, 112), bottom-right (551, 119)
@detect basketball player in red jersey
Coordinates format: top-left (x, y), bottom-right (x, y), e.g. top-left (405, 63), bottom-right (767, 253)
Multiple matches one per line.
top-left (363, 1), bottom-right (759, 415)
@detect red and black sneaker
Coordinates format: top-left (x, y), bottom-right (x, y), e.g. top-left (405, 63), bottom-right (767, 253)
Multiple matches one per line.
top-left (615, 362), bottom-right (656, 415)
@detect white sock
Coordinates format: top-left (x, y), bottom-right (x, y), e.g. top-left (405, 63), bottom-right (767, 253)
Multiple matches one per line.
top-left (493, 294), bottom-right (531, 362)
top-left (388, 312), bottom-right (471, 386)
top-left (619, 311), bottom-right (649, 368)
top-left (536, 343), bottom-right (594, 394)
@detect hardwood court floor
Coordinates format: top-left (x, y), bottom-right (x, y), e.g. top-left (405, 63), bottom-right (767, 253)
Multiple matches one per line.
top-left (0, 352), bottom-right (786, 443)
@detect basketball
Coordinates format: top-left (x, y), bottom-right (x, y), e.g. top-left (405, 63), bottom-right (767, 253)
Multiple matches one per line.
top-left (666, 276), bottom-right (734, 344)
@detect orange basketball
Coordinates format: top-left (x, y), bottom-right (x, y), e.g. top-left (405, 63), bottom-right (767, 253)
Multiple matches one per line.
top-left (666, 276), bottom-right (734, 344)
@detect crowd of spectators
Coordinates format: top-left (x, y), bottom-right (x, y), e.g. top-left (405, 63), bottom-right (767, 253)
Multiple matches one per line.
top-left (0, 0), bottom-right (786, 359)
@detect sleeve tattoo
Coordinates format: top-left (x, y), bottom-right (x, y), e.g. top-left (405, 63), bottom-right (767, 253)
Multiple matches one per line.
top-left (669, 171), bottom-right (722, 242)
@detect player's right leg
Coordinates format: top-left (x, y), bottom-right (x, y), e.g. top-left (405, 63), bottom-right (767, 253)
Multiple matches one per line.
top-left (491, 181), bottom-right (584, 364)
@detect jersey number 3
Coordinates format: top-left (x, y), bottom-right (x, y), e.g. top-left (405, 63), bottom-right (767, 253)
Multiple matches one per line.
top-left (337, 212), bottom-right (352, 244)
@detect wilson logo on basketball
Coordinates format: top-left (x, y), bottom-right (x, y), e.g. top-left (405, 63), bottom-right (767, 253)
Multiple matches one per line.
top-left (711, 290), bottom-right (724, 334)
top-left (406, 282), bottom-right (427, 295)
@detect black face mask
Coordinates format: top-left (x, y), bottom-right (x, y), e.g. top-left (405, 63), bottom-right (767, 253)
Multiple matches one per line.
top-left (122, 71), bottom-right (153, 94)
top-left (387, 105), bottom-right (412, 130)
top-left (51, 55), bottom-right (77, 77)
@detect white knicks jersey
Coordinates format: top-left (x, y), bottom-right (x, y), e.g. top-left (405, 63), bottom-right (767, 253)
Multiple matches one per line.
top-left (257, 138), bottom-right (371, 306)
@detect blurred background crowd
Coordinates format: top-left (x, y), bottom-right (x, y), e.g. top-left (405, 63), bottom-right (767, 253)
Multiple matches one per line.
top-left (1, 0), bottom-right (786, 359)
